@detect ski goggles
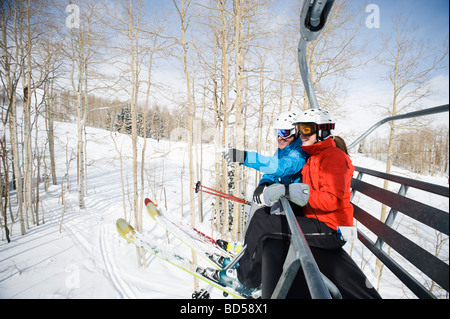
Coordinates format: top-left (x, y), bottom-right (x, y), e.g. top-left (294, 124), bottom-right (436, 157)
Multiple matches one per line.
top-left (274, 128), bottom-right (296, 139)
top-left (296, 122), bottom-right (335, 136)
top-left (296, 123), bottom-right (317, 136)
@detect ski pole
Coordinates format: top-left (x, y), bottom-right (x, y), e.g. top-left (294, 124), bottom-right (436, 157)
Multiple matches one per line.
top-left (195, 181), bottom-right (251, 205)
top-left (194, 181), bottom-right (251, 206)
top-left (195, 184), bottom-right (250, 205)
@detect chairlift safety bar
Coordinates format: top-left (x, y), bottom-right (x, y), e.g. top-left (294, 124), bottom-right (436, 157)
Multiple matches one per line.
top-left (348, 104), bottom-right (449, 150)
top-left (270, 198), bottom-right (333, 299)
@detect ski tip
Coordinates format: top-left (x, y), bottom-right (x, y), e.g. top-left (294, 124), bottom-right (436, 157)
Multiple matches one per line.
top-left (145, 198), bottom-right (157, 207)
top-left (116, 218), bottom-right (132, 230)
top-left (116, 218), bottom-right (134, 233)
top-left (145, 198), bottom-right (162, 220)
top-left (116, 218), bottom-right (136, 243)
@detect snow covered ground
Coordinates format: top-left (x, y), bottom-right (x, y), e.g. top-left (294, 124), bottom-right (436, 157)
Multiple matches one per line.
top-left (0, 121), bottom-right (448, 299)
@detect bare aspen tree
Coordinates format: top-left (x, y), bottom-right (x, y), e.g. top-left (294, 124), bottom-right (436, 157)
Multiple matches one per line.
top-left (139, 35), bottom-right (158, 222)
top-left (67, 0), bottom-right (105, 211)
top-left (231, 0), bottom-right (244, 240)
top-left (181, 1), bottom-right (223, 233)
top-left (45, 71), bottom-right (57, 186)
top-left (373, 17), bottom-right (448, 288)
top-left (23, 83), bottom-right (32, 229)
top-left (0, 0), bottom-right (61, 234)
top-left (32, 20), bottom-right (60, 190)
top-left (1, 1), bottom-right (27, 235)
top-left (128, 0), bottom-right (141, 264)
top-left (173, 0), bottom-right (198, 289)
top-left (173, 0), bottom-right (199, 291)
top-left (34, 93), bottom-right (42, 225)
top-left (191, 0), bottom-right (272, 239)
top-left (105, 0), bottom-right (148, 266)
top-left (0, 91), bottom-right (11, 242)
top-left (110, 130), bottom-right (128, 220)
top-left (210, 28), bottom-right (223, 234)
top-left (66, 1), bottom-right (93, 210)
top-left (371, 127), bottom-right (450, 175)
top-left (229, 0), bottom-right (272, 240)
top-left (104, 0), bottom-right (168, 266)
top-left (217, 0), bottom-right (232, 239)
top-left (254, 54), bottom-right (267, 188)
top-left (23, 0), bottom-right (57, 226)
top-left (23, 0), bottom-right (34, 228)
top-left (63, 0), bottom-right (108, 212)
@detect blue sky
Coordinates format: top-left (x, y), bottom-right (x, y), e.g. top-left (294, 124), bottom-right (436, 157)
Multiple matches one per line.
top-left (270, 0), bottom-right (449, 35)
top-left (143, 0), bottom-right (449, 57)
top-left (340, 0), bottom-right (449, 135)
top-left (374, 0), bottom-right (449, 36)
top-left (264, 0), bottom-right (448, 134)
top-left (355, 0), bottom-right (449, 50)
top-left (141, 1), bottom-right (449, 137)
top-left (268, 0), bottom-right (448, 136)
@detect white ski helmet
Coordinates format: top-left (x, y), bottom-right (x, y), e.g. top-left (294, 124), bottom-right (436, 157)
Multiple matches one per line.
top-left (274, 111), bottom-right (298, 130)
top-left (294, 108), bottom-right (335, 141)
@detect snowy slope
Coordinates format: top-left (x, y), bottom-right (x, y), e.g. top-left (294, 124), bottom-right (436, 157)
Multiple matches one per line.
top-left (0, 121), bottom-right (227, 299)
top-left (0, 121), bottom-right (448, 299)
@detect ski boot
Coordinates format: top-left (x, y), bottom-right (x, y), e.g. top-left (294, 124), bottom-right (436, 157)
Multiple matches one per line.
top-left (217, 269), bottom-right (256, 297)
top-left (206, 253), bottom-right (239, 269)
top-left (197, 267), bottom-right (258, 298)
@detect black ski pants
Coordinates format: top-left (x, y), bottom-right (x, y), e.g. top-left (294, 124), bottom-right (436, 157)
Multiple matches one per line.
top-left (236, 205), bottom-right (381, 299)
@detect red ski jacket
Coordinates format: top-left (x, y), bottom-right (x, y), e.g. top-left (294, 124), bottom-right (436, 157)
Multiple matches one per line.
top-left (300, 137), bottom-right (355, 230)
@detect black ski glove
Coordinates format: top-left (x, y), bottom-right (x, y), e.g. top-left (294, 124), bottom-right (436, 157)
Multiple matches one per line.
top-left (223, 148), bottom-right (247, 164)
top-left (252, 182), bottom-right (269, 205)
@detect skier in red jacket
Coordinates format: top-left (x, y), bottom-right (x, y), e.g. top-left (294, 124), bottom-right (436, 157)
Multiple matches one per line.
top-left (296, 108), bottom-right (354, 231)
top-left (214, 108), bottom-right (381, 299)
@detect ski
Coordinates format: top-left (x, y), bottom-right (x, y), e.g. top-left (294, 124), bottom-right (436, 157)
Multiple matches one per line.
top-left (144, 198), bottom-right (234, 268)
top-left (116, 218), bottom-right (247, 299)
top-left (145, 198), bottom-right (218, 246)
top-left (196, 267), bottom-right (260, 299)
top-left (141, 199), bottom-right (260, 298)
top-left (217, 239), bottom-right (244, 254)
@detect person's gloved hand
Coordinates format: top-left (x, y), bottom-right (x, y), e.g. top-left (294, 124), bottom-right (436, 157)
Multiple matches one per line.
top-left (223, 148), bottom-right (247, 164)
top-left (262, 183), bottom-right (288, 206)
top-left (287, 183), bottom-right (310, 207)
top-left (262, 183), bottom-right (310, 207)
top-left (252, 182), bottom-right (269, 205)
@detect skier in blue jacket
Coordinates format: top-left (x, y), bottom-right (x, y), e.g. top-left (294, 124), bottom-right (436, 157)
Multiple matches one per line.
top-left (215, 111), bottom-right (309, 296)
top-left (224, 111), bottom-right (309, 205)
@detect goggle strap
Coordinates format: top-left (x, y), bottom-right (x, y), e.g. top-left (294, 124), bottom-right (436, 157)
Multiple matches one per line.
top-left (317, 123), bottom-right (335, 130)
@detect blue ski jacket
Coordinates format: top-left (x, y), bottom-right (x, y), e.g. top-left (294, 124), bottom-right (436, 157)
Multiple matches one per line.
top-left (243, 138), bottom-right (309, 186)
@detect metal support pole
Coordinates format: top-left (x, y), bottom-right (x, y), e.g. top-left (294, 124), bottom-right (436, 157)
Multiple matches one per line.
top-left (298, 39), bottom-right (319, 109)
top-left (297, 0), bottom-right (335, 109)
top-left (271, 198), bottom-right (332, 299)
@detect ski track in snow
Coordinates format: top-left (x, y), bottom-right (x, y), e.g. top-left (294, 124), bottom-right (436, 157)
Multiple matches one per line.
top-left (0, 121), bottom-right (448, 299)
top-left (98, 223), bottom-right (135, 298)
